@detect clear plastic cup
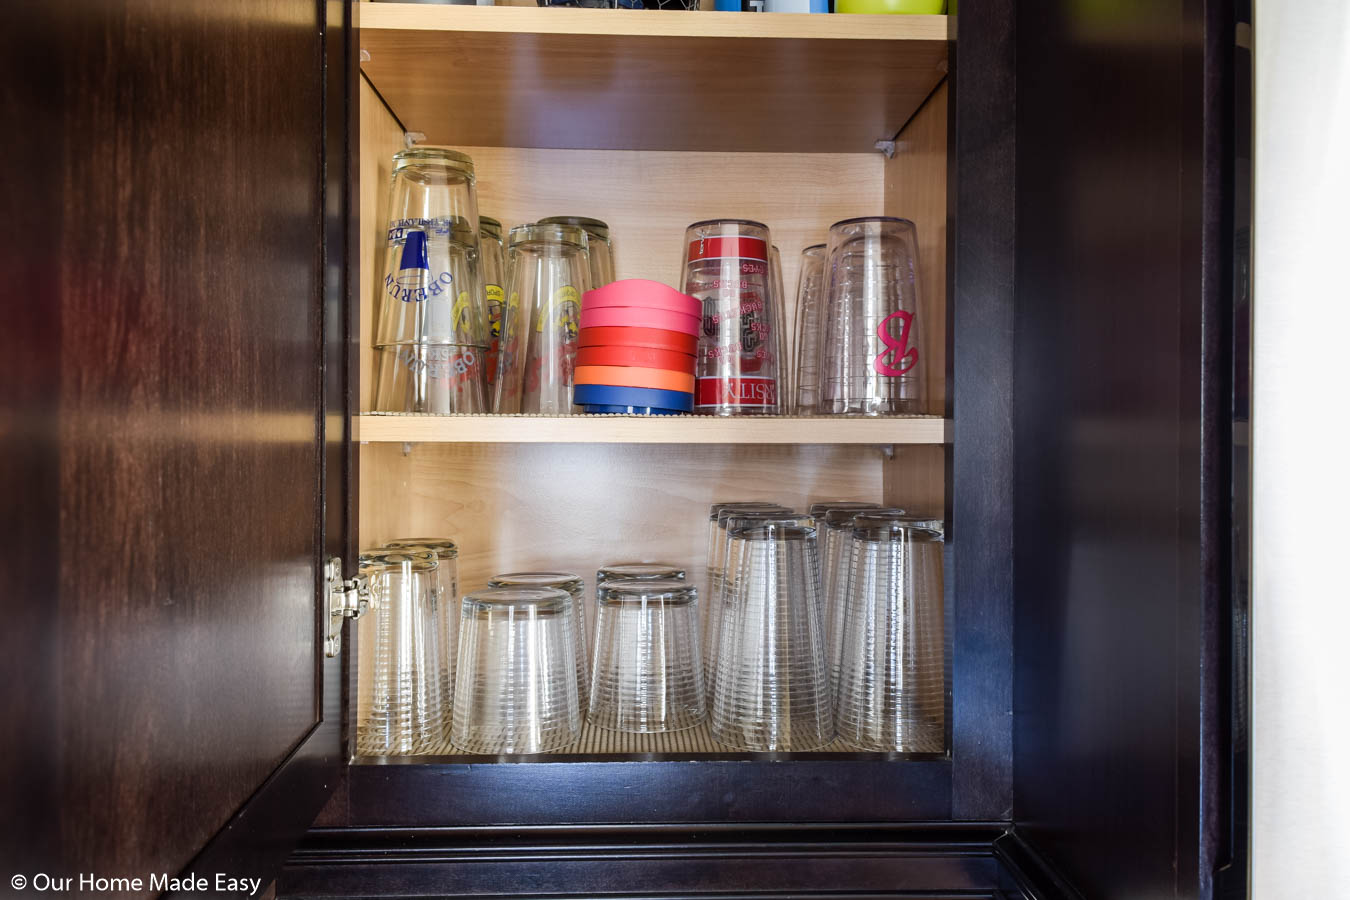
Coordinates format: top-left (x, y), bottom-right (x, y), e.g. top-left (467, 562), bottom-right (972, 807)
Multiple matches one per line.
top-left (451, 587), bottom-right (581, 754)
top-left (681, 219), bottom-right (786, 416)
top-left (709, 515), bottom-right (833, 751)
top-left (834, 513), bottom-right (946, 752)
top-left (771, 244), bottom-right (790, 410)
top-left (488, 571), bottom-right (590, 706)
top-left (793, 244), bottom-right (828, 414)
top-left (817, 217), bottom-right (925, 416)
top-left (372, 148), bottom-right (489, 414)
top-left (383, 538), bottom-right (460, 717)
top-left (479, 217), bottom-right (508, 399)
top-left (494, 223), bottom-right (592, 414)
top-left (821, 506), bottom-right (905, 694)
top-left (588, 578), bottom-right (705, 733)
top-left (596, 563), bottom-right (688, 584)
top-left (537, 216), bottom-right (615, 289)
top-left (702, 504), bottom-right (792, 679)
top-left (356, 549), bottom-right (445, 755)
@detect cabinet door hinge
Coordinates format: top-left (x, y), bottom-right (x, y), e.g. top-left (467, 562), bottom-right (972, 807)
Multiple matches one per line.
top-left (324, 556), bottom-right (371, 658)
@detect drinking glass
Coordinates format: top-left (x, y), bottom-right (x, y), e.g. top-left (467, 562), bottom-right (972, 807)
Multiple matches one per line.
top-left (793, 244), bottom-right (828, 414)
top-left (372, 148), bottom-right (489, 414)
top-left (451, 587), bottom-right (581, 754)
top-left (479, 216), bottom-right (507, 401)
top-left (771, 244), bottom-right (790, 410)
top-left (356, 549), bottom-right (445, 755)
top-left (821, 505), bottom-right (904, 693)
top-left (702, 504), bottom-right (792, 678)
top-left (383, 538), bottom-right (460, 714)
top-left (834, 513), bottom-right (946, 752)
top-left (538, 216), bottom-right (615, 289)
top-left (488, 571), bottom-right (590, 705)
top-left (817, 217), bottom-right (925, 416)
top-left (596, 563), bottom-right (688, 584)
top-left (494, 223), bottom-right (592, 414)
top-left (681, 219), bottom-right (785, 415)
top-left (588, 579), bottom-right (705, 733)
top-left (709, 516), bottom-right (833, 751)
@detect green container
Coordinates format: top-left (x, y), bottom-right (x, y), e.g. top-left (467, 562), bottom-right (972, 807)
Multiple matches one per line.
top-left (835, 0), bottom-right (945, 12)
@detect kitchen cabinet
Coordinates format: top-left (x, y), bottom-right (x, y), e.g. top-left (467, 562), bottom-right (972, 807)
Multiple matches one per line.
top-left (0, 0), bottom-right (1248, 897)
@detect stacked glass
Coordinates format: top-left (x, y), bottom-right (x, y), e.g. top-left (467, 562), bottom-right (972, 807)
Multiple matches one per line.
top-left (596, 563), bottom-right (688, 584)
top-left (588, 578), bottom-right (705, 733)
top-left (488, 571), bottom-right (590, 706)
top-left (709, 515), bottom-right (833, 751)
top-left (834, 512), bottom-right (946, 752)
top-left (702, 503), bottom-right (792, 679)
top-left (537, 216), bottom-right (616, 290)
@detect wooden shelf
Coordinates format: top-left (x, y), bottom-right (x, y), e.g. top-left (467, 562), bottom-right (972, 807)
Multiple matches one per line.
top-left (355, 413), bottom-right (949, 444)
top-left (358, 4), bottom-right (949, 152)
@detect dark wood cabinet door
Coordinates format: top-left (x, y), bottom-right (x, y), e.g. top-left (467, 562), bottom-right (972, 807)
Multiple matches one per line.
top-left (0, 0), bottom-right (354, 896)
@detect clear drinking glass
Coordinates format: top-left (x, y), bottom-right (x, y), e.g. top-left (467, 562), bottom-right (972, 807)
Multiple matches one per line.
top-left (383, 538), bottom-right (459, 715)
top-left (817, 217), bottom-right (925, 416)
top-left (771, 244), bottom-right (790, 410)
top-left (588, 578), bottom-right (705, 733)
top-left (494, 223), bottom-right (592, 414)
top-left (537, 216), bottom-right (615, 289)
top-left (488, 571), bottom-right (590, 706)
top-left (793, 244), bottom-right (828, 414)
top-left (356, 549), bottom-right (445, 755)
top-left (709, 516), bottom-right (833, 751)
top-left (372, 148), bottom-right (489, 414)
top-left (702, 504), bottom-right (792, 679)
top-left (821, 505), bottom-right (904, 694)
top-left (834, 513), bottom-right (946, 752)
top-left (681, 219), bottom-right (785, 415)
top-left (480, 216), bottom-right (508, 402)
top-left (596, 563), bottom-right (688, 584)
top-left (451, 587), bottom-right (581, 754)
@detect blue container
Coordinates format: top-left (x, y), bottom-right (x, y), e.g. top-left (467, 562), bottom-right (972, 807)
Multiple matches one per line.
top-left (574, 383), bottom-right (694, 412)
top-left (583, 404), bottom-right (686, 416)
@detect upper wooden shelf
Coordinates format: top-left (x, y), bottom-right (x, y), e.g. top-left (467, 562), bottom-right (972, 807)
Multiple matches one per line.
top-left (358, 4), bottom-right (949, 152)
top-left (355, 414), bottom-right (949, 444)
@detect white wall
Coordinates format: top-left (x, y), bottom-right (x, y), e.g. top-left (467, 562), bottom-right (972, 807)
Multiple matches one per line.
top-left (1253, 3), bottom-right (1350, 896)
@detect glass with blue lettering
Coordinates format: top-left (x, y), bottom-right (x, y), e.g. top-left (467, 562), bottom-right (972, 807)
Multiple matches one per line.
top-left (373, 148), bottom-right (489, 414)
top-left (493, 223), bottom-right (591, 415)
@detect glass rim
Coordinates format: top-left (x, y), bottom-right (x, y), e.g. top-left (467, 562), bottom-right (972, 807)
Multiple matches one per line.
top-left (718, 506), bottom-right (793, 528)
top-left (808, 500), bottom-right (881, 518)
top-left (488, 571), bottom-right (584, 592)
top-left (597, 578), bottom-right (696, 605)
top-left (536, 215), bottom-right (611, 242)
top-left (358, 548), bottom-right (438, 571)
top-left (685, 218), bottom-right (770, 232)
top-left (509, 222), bottom-right (589, 248)
top-left (851, 512), bottom-right (945, 542)
top-left (828, 215), bottom-right (916, 231)
top-left (596, 563), bottom-right (687, 580)
top-left (479, 216), bottom-right (503, 236)
top-left (383, 537), bottom-right (459, 559)
top-left (725, 515), bottom-right (816, 539)
top-left (462, 586), bottom-right (571, 610)
top-left (393, 146), bottom-right (475, 177)
top-left (824, 505), bottom-right (906, 528)
top-left (708, 501), bottom-right (779, 520)
top-left (802, 243), bottom-right (827, 252)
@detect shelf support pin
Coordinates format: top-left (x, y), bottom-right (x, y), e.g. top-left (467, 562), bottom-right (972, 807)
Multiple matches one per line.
top-left (874, 139), bottom-right (897, 159)
top-left (880, 443), bottom-right (896, 460)
top-left (404, 132), bottom-right (427, 149)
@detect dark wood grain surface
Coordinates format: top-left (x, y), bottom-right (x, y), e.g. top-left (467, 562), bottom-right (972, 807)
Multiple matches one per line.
top-left (1010, 0), bottom-right (1232, 896)
top-left (1, 0), bottom-right (343, 894)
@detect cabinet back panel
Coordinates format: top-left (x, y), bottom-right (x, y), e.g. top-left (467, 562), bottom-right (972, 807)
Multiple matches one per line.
top-left (359, 442), bottom-right (883, 591)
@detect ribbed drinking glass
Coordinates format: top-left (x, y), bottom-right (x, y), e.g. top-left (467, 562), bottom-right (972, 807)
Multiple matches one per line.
top-left (451, 587), bottom-right (580, 754)
top-left (356, 549), bottom-right (444, 755)
top-left (709, 515), bottom-right (833, 751)
top-left (538, 216), bottom-right (615, 289)
top-left (588, 578), bottom-right (705, 733)
top-left (834, 513), bottom-right (946, 752)
top-left (488, 571), bottom-right (590, 706)
top-left (383, 537), bottom-right (459, 715)
top-left (479, 216), bottom-right (507, 402)
top-left (596, 563), bottom-right (688, 584)
top-left (793, 244), bottom-right (828, 414)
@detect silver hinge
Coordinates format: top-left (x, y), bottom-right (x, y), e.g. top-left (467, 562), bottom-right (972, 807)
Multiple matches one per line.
top-left (324, 556), bottom-right (371, 658)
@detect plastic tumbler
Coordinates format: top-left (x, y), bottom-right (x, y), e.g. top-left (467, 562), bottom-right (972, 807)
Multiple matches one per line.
top-left (588, 578), bottom-right (705, 733)
top-left (538, 216), bottom-right (616, 290)
top-left (793, 244), bottom-right (828, 414)
top-left (494, 223), bottom-right (592, 414)
top-left (817, 217), bottom-right (925, 416)
top-left (702, 503), bottom-right (792, 677)
top-left (681, 219), bottom-right (786, 415)
top-left (709, 515), bottom-right (833, 751)
top-left (488, 570), bottom-right (590, 705)
top-left (480, 216), bottom-right (507, 398)
top-left (822, 505), bottom-right (905, 693)
top-left (383, 537), bottom-right (459, 713)
top-left (372, 148), bottom-right (489, 414)
top-left (834, 513), bottom-right (946, 752)
top-left (451, 587), bottom-right (581, 754)
top-left (356, 549), bottom-right (445, 755)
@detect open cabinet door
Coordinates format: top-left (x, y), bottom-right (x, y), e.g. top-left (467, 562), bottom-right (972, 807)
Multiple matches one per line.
top-left (0, 0), bottom-right (355, 896)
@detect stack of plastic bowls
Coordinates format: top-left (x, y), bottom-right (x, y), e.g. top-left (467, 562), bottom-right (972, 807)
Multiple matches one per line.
top-left (574, 279), bottom-right (700, 415)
